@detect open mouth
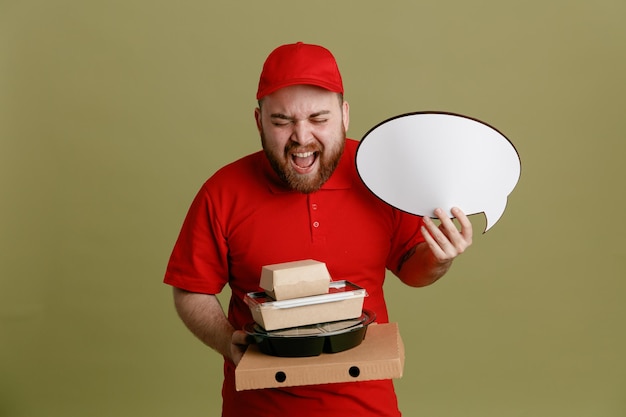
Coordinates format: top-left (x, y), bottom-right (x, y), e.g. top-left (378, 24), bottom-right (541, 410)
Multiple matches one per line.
top-left (291, 151), bottom-right (319, 172)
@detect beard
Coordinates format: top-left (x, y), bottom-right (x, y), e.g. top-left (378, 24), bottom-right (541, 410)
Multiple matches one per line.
top-left (261, 128), bottom-right (346, 193)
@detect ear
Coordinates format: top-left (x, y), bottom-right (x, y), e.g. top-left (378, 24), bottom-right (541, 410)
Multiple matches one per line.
top-left (254, 107), bottom-right (262, 133)
top-left (342, 100), bottom-right (350, 133)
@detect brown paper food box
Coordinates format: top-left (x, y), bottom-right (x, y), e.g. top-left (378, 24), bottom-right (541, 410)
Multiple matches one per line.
top-left (260, 259), bottom-right (331, 301)
top-left (246, 281), bottom-right (366, 331)
top-left (235, 323), bottom-right (404, 391)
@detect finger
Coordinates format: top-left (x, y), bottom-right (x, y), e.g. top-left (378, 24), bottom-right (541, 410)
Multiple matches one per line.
top-left (431, 209), bottom-right (463, 245)
top-left (230, 330), bottom-right (250, 366)
top-left (433, 208), bottom-right (459, 231)
top-left (425, 210), bottom-right (469, 257)
top-left (232, 330), bottom-right (250, 346)
top-left (423, 214), bottom-right (451, 244)
top-left (451, 207), bottom-right (473, 243)
top-left (422, 216), bottom-right (455, 259)
top-left (420, 224), bottom-right (448, 261)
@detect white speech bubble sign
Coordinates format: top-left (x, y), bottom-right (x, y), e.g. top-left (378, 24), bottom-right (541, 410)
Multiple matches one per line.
top-left (356, 112), bottom-right (521, 232)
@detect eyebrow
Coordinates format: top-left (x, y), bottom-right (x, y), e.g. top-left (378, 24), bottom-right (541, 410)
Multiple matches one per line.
top-left (270, 110), bottom-right (331, 121)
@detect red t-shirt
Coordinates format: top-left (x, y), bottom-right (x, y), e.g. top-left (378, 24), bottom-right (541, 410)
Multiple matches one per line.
top-left (165, 139), bottom-right (424, 417)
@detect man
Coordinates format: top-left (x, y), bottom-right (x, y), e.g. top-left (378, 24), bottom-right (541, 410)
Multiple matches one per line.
top-left (164, 42), bottom-right (472, 417)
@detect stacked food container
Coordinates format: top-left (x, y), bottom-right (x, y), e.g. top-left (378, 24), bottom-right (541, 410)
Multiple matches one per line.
top-left (244, 260), bottom-right (375, 357)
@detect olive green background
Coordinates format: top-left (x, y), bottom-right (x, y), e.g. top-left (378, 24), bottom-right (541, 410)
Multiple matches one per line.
top-left (1, 1), bottom-right (625, 416)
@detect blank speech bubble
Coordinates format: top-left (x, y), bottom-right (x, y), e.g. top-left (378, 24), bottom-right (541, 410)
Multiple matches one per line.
top-left (356, 112), bottom-right (521, 232)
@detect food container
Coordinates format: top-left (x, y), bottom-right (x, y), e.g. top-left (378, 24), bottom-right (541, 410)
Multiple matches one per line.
top-left (244, 280), bottom-right (367, 331)
top-left (244, 309), bottom-right (376, 357)
top-left (260, 259), bottom-right (331, 300)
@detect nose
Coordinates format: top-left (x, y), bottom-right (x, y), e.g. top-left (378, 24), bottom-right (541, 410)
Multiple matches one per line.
top-left (291, 120), bottom-right (313, 145)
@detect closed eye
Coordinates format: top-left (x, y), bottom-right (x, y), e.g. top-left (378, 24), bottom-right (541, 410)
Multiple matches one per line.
top-left (269, 110), bottom-right (331, 126)
top-left (309, 110), bottom-right (331, 125)
top-left (270, 114), bottom-right (293, 127)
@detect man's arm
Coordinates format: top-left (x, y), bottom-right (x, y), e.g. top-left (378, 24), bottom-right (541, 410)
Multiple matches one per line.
top-left (394, 207), bottom-right (473, 287)
top-left (172, 288), bottom-right (249, 365)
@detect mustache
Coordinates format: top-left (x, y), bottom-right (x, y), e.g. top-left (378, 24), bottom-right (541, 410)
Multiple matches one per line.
top-left (259, 132), bottom-right (318, 156)
top-left (285, 142), bottom-right (321, 153)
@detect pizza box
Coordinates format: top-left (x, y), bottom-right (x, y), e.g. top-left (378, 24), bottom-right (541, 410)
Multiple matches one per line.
top-left (235, 322), bottom-right (404, 391)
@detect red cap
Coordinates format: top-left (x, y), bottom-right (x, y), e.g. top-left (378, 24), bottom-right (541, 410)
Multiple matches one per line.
top-left (256, 42), bottom-right (344, 100)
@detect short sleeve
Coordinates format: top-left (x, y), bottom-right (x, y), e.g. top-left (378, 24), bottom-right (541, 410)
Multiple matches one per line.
top-left (163, 183), bottom-right (229, 294)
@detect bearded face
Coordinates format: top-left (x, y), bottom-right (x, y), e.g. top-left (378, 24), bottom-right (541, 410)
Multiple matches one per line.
top-left (255, 85), bottom-right (350, 193)
top-left (261, 124), bottom-right (346, 193)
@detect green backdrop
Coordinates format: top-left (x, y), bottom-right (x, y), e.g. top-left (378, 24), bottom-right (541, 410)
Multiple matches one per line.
top-left (2, 1), bottom-right (625, 416)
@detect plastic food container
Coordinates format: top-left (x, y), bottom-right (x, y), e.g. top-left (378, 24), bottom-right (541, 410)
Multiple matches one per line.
top-left (244, 310), bottom-right (376, 357)
top-left (244, 280), bottom-right (367, 331)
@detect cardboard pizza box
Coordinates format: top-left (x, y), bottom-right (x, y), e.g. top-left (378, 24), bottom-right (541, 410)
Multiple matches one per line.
top-left (235, 322), bottom-right (404, 391)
